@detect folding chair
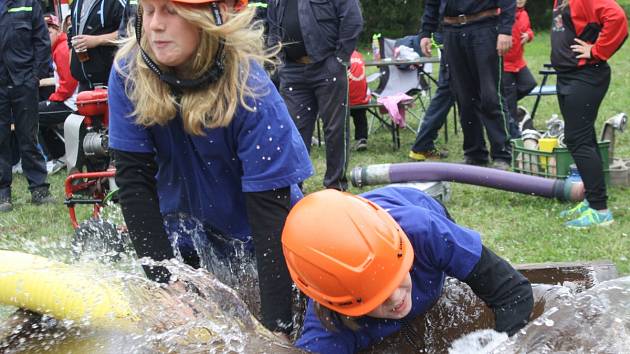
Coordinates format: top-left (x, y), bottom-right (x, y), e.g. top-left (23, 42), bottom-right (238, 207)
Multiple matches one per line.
top-left (349, 37), bottom-right (438, 150)
top-left (375, 37), bottom-right (434, 132)
top-left (527, 64), bottom-right (558, 121)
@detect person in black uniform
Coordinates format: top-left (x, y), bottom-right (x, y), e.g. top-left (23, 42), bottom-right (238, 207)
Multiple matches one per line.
top-left (420, 0), bottom-right (515, 170)
top-left (552, 0), bottom-right (627, 228)
top-left (267, 0), bottom-right (363, 190)
top-left (0, 0), bottom-right (55, 212)
top-left (68, 0), bottom-right (124, 91)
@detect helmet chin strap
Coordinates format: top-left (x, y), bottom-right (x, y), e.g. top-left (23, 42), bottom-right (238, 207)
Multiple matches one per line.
top-left (134, 2), bottom-right (226, 91)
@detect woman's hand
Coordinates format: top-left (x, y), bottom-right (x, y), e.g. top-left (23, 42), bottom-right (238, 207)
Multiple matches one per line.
top-left (571, 38), bottom-right (594, 59)
top-left (71, 34), bottom-right (101, 51)
top-left (520, 32), bottom-right (529, 45)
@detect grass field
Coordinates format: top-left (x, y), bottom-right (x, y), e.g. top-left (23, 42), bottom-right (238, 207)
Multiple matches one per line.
top-left (0, 31), bottom-right (629, 275)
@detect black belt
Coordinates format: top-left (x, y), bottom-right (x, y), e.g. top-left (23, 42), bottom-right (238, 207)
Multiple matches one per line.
top-left (291, 56), bottom-right (313, 65)
top-left (443, 8), bottom-right (499, 25)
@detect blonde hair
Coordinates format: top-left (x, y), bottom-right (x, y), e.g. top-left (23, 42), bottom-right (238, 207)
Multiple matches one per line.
top-left (115, 2), bottom-right (277, 135)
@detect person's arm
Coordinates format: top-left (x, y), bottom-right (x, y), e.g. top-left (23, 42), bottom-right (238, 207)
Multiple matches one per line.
top-left (265, 0), bottom-right (281, 49)
top-left (31, 0), bottom-right (52, 79)
top-left (524, 10), bottom-right (534, 42)
top-left (72, 31), bottom-right (119, 51)
top-left (244, 187), bottom-right (293, 333)
top-left (414, 208), bottom-right (532, 335)
top-left (332, 0), bottom-right (363, 63)
top-left (590, 0), bottom-right (628, 61)
top-left (49, 43), bottom-right (78, 102)
top-left (498, 0), bottom-right (517, 35)
top-left (463, 246), bottom-right (533, 336)
top-left (419, 0), bottom-right (441, 39)
top-left (113, 149), bottom-right (174, 283)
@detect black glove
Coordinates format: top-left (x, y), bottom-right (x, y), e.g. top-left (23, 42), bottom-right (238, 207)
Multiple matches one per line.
top-left (463, 246), bottom-right (533, 335)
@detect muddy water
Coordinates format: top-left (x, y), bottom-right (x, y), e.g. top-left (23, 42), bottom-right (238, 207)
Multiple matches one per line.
top-left (1, 258), bottom-right (625, 353)
top-left (360, 261), bottom-right (620, 353)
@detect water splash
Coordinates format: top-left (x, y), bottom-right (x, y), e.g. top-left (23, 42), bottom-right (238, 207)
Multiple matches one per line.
top-left (0, 259), bottom-right (297, 353)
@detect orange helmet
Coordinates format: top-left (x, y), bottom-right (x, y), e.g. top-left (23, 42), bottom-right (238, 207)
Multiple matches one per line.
top-left (282, 190), bottom-right (414, 317)
top-left (171, 0), bottom-right (248, 11)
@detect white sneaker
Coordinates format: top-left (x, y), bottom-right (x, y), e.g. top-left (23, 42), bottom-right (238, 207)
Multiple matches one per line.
top-left (12, 160), bottom-right (22, 174)
top-left (48, 159), bottom-right (66, 175)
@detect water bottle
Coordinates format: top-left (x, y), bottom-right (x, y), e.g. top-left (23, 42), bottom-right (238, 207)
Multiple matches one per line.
top-left (372, 33), bottom-right (381, 61)
top-left (567, 164), bottom-right (582, 183)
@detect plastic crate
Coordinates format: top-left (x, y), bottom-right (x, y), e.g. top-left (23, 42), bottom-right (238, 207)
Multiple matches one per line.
top-left (511, 139), bottom-right (610, 183)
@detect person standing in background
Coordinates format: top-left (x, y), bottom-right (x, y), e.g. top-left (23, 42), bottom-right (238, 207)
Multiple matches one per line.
top-left (502, 0), bottom-right (536, 139)
top-left (348, 50), bottom-right (370, 152)
top-left (408, 32), bottom-right (454, 161)
top-left (38, 14), bottom-right (79, 165)
top-left (552, 0), bottom-right (627, 228)
top-left (69, 0), bottom-right (124, 91)
top-left (0, 0), bottom-right (55, 212)
top-left (267, 0), bottom-right (363, 191)
top-left (420, 0), bottom-right (515, 170)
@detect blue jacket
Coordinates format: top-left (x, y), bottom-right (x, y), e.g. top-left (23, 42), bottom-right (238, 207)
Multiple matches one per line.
top-left (266, 0), bottom-right (363, 63)
top-left (420, 0), bottom-right (516, 38)
top-left (0, 0), bottom-right (51, 85)
top-left (295, 186), bottom-right (482, 353)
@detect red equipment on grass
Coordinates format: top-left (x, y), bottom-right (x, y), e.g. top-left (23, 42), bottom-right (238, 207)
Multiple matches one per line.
top-left (63, 88), bottom-right (117, 229)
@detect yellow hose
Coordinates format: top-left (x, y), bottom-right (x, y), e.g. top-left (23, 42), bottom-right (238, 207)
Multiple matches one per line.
top-left (0, 250), bottom-right (139, 330)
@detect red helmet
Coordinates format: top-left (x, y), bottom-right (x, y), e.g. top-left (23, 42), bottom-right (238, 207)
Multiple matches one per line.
top-left (282, 189), bottom-right (414, 317)
top-left (171, 0), bottom-right (248, 11)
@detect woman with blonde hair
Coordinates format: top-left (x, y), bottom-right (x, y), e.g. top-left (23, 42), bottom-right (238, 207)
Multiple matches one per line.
top-left (108, 0), bottom-right (313, 335)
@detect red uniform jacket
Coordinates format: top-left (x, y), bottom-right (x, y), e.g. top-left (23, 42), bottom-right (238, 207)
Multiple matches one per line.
top-left (348, 51), bottom-right (370, 106)
top-left (551, 0), bottom-right (627, 70)
top-left (48, 32), bottom-right (78, 102)
top-left (504, 7), bottom-right (534, 73)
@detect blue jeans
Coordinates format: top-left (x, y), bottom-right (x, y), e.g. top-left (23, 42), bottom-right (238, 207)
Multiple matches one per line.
top-left (411, 53), bottom-right (455, 152)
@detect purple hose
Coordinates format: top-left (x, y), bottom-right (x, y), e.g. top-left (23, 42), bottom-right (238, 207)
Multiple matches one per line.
top-left (350, 162), bottom-right (584, 201)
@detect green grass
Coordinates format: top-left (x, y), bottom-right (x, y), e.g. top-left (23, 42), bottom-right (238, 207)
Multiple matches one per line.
top-left (1, 32), bottom-right (629, 276)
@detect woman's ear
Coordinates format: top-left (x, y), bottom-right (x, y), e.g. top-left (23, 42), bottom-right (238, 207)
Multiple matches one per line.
top-left (218, 1), bottom-right (230, 15)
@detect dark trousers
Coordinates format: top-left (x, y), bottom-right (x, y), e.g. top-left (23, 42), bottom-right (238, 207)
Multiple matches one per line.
top-left (0, 82), bottom-right (49, 199)
top-left (351, 108), bottom-right (368, 140)
top-left (503, 67), bottom-right (537, 138)
top-left (280, 58), bottom-right (349, 190)
top-left (39, 100), bottom-right (73, 160)
top-left (443, 23), bottom-right (512, 163)
top-left (411, 53), bottom-right (455, 152)
top-left (557, 64), bottom-right (610, 210)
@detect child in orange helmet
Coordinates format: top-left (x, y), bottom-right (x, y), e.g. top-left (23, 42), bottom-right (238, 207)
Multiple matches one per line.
top-left (282, 186), bottom-right (533, 353)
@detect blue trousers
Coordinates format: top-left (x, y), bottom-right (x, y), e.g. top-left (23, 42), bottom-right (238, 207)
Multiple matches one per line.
top-left (411, 53), bottom-right (455, 152)
top-left (0, 81), bottom-right (49, 200)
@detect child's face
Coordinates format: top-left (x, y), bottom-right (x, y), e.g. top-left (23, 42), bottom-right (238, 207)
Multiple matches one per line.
top-left (517, 0), bottom-right (527, 7)
top-left (366, 272), bottom-right (413, 319)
